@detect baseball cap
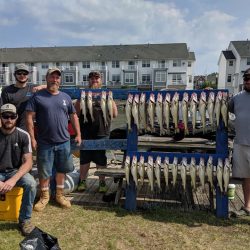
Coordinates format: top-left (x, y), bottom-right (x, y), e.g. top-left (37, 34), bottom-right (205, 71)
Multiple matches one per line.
top-left (89, 71), bottom-right (101, 79)
top-left (0, 103), bottom-right (17, 114)
top-left (243, 68), bottom-right (250, 78)
top-left (46, 67), bottom-right (61, 77)
top-left (14, 63), bottom-right (29, 74)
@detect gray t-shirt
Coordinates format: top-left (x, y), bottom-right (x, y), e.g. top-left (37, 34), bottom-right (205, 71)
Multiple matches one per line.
top-left (228, 90), bottom-right (250, 145)
top-left (0, 128), bottom-right (32, 173)
top-left (26, 89), bottom-right (76, 145)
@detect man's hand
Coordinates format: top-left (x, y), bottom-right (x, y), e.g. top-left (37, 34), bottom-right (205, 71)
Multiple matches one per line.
top-left (0, 181), bottom-right (4, 193)
top-left (74, 135), bottom-right (82, 146)
top-left (0, 178), bottom-right (17, 194)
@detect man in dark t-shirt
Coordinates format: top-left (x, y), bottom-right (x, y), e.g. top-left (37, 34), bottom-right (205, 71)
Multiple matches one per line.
top-left (1, 64), bottom-right (46, 130)
top-left (0, 103), bottom-right (36, 236)
top-left (26, 67), bottom-right (81, 212)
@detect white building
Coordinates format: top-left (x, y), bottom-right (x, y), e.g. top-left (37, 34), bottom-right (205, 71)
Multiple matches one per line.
top-left (218, 40), bottom-right (250, 94)
top-left (0, 43), bottom-right (195, 90)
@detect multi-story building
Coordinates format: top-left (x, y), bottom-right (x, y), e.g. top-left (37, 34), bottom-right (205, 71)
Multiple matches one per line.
top-left (0, 43), bottom-right (195, 89)
top-left (218, 40), bottom-right (250, 94)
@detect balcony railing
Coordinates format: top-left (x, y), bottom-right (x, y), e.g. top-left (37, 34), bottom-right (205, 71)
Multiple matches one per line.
top-left (122, 65), bottom-right (137, 71)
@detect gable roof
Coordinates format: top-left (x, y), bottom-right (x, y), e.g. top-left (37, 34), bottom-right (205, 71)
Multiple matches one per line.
top-left (0, 43), bottom-right (194, 63)
top-left (188, 52), bottom-right (195, 60)
top-left (231, 41), bottom-right (250, 57)
top-left (222, 50), bottom-right (235, 60)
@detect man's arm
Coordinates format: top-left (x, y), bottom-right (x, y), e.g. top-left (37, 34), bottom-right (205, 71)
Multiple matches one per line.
top-left (31, 84), bottom-right (47, 93)
top-left (70, 113), bottom-right (82, 146)
top-left (74, 100), bottom-right (81, 116)
top-left (26, 111), bottom-right (37, 150)
top-left (0, 153), bottom-right (32, 194)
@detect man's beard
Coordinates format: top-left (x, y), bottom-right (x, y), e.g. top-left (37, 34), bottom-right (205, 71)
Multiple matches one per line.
top-left (15, 76), bottom-right (28, 84)
top-left (1, 121), bottom-right (15, 130)
top-left (244, 85), bottom-right (250, 92)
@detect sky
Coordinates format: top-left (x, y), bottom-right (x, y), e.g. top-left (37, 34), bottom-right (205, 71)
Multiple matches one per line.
top-left (0, 0), bottom-right (249, 75)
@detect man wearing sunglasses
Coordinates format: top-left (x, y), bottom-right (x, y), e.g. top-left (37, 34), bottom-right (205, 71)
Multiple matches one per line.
top-left (0, 64), bottom-right (46, 131)
top-left (0, 103), bottom-right (36, 235)
top-left (229, 68), bottom-right (250, 217)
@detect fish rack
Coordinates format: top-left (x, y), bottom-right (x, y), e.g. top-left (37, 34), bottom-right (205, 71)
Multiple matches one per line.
top-left (125, 89), bottom-right (229, 218)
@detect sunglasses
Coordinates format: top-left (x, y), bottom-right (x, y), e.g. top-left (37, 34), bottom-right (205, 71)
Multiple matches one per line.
top-left (16, 71), bottom-right (28, 76)
top-left (1, 114), bottom-right (17, 120)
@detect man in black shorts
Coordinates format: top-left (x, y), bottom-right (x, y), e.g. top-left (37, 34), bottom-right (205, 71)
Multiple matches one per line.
top-left (75, 71), bottom-right (118, 192)
top-left (0, 103), bottom-right (36, 236)
top-left (1, 63), bottom-right (45, 130)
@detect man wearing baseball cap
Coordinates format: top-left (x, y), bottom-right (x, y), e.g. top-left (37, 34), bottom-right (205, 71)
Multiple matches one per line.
top-left (0, 63), bottom-right (46, 131)
top-left (26, 68), bottom-right (81, 212)
top-left (0, 103), bottom-right (36, 236)
top-left (229, 68), bottom-right (250, 217)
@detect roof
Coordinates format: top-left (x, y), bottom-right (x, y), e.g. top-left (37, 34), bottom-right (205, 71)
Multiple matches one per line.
top-left (222, 50), bottom-right (235, 60)
top-left (231, 41), bottom-right (250, 57)
top-left (0, 43), bottom-right (195, 63)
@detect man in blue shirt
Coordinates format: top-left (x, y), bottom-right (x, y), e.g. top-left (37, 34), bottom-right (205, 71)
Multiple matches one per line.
top-left (26, 67), bottom-right (81, 212)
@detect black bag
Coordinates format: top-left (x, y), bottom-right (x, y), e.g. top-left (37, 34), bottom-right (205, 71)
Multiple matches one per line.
top-left (20, 227), bottom-right (61, 250)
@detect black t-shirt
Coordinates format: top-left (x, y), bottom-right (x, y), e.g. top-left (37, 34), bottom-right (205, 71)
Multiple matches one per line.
top-left (79, 99), bottom-right (111, 139)
top-left (0, 128), bottom-right (32, 173)
top-left (1, 84), bottom-right (33, 130)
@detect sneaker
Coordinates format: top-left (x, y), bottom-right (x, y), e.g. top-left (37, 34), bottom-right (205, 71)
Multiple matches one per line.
top-left (99, 181), bottom-right (108, 193)
top-left (77, 180), bottom-right (87, 192)
top-left (18, 220), bottom-right (35, 236)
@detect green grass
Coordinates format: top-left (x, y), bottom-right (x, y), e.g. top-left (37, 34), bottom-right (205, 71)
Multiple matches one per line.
top-left (0, 204), bottom-right (250, 250)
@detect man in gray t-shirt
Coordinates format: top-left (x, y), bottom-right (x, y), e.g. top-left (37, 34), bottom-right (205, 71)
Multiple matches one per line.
top-left (229, 68), bottom-right (250, 216)
top-left (26, 67), bottom-right (81, 212)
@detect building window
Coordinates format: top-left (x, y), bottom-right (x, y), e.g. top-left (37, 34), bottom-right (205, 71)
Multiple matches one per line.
top-left (155, 71), bottom-right (166, 82)
top-left (125, 73), bottom-right (134, 84)
top-left (112, 61), bottom-right (120, 68)
top-left (0, 74), bottom-right (4, 83)
top-left (158, 60), bottom-right (165, 68)
top-left (188, 61), bottom-right (192, 67)
top-left (69, 62), bottom-right (75, 67)
top-left (112, 74), bottom-right (120, 82)
top-left (173, 60), bottom-right (181, 67)
top-left (42, 75), bottom-right (46, 82)
top-left (172, 74), bottom-right (182, 84)
top-left (56, 62), bottom-right (61, 67)
top-left (229, 60), bottom-right (233, 66)
top-left (41, 63), bottom-right (49, 69)
top-left (247, 58), bottom-right (250, 65)
top-left (227, 74), bottom-right (232, 83)
top-left (142, 60), bottom-right (150, 68)
top-left (2, 63), bottom-right (8, 67)
top-left (65, 73), bottom-right (74, 84)
top-left (142, 74), bottom-right (151, 83)
top-left (189, 75), bottom-right (192, 83)
top-left (82, 61), bottom-right (90, 68)
top-left (128, 61), bottom-right (136, 70)
top-left (82, 75), bottom-right (88, 82)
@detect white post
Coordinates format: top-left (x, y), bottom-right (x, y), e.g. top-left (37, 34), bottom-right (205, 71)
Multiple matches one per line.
top-left (32, 66), bottom-right (37, 84)
top-left (137, 65), bottom-right (139, 86)
top-left (75, 66), bottom-right (78, 87)
top-left (105, 65), bottom-right (108, 87)
top-left (4, 67), bottom-right (9, 85)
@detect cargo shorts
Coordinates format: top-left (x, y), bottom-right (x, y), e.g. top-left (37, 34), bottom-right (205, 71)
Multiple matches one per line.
top-left (37, 140), bottom-right (74, 179)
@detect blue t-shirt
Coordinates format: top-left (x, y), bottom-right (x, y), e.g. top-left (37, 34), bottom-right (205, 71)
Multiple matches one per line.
top-left (26, 89), bottom-right (76, 145)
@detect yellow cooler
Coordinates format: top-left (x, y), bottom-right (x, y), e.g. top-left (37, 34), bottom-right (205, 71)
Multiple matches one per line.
top-left (0, 187), bottom-right (23, 222)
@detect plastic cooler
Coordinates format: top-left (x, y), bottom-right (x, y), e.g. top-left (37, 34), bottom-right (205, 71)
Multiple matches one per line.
top-left (0, 187), bottom-right (23, 222)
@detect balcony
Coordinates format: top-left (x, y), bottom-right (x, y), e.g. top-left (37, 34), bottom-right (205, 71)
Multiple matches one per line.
top-left (122, 65), bottom-right (137, 71)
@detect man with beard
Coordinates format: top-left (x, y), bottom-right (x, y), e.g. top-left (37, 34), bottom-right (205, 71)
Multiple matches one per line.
top-left (0, 103), bottom-right (36, 235)
top-left (229, 68), bottom-right (250, 217)
top-left (26, 68), bottom-right (81, 212)
top-left (1, 64), bottom-right (46, 130)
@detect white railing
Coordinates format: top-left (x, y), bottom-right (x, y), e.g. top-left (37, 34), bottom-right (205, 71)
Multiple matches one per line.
top-left (122, 65), bottom-right (137, 71)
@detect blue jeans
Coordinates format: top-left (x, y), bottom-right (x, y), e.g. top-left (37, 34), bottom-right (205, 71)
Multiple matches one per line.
top-left (37, 141), bottom-right (74, 179)
top-left (0, 170), bottom-right (36, 223)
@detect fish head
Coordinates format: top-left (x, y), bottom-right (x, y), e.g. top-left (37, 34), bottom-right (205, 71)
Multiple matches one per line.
top-left (218, 158), bottom-right (223, 167)
top-left (165, 93), bottom-right (171, 103)
top-left (140, 93), bottom-right (146, 103)
top-left (200, 92), bottom-right (206, 102)
top-left (164, 156), bottom-right (169, 165)
top-left (157, 93), bottom-right (163, 103)
top-left (148, 156), bottom-right (154, 166)
top-left (208, 92), bottom-right (215, 102)
top-left (139, 155), bottom-right (145, 164)
top-left (101, 91), bottom-right (106, 99)
top-left (191, 157), bottom-right (196, 165)
top-left (149, 93), bottom-right (155, 103)
top-left (200, 157), bottom-right (205, 166)
top-left (81, 90), bottom-right (86, 98)
top-left (216, 91), bottom-right (222, 101)
top-left (183, 92), bottom-right (189, 103)
top-left (182, 157), bottom-right (188, 166)
top-left (133, 94), bottom-right (139, 104)
top-left (108, 91), bottom-right (113, 99)
top-left (222, 92), bottom-right (228, 101)
top-left (173, 157), bottom-right (178, 165)
top-left (87, 91), bottom-right (92, 99)
top-left (208, 156), bottom-right (213, 165)
top-left (125, 156), bottom-right (130, 165)
top-left (191, 93), bottom-right (198, 103)
top-left (132, 155), bottom-right (137, 164)
top-left (156, 156), bottom-right (161, 164)
top-left (173, 92), bottom-right (179, 102)
top-left (127, 94), bottom-right (133, 103)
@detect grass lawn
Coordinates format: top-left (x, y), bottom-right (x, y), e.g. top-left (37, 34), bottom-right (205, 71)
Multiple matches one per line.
top-left (0, 204), bottom-right (250, 250)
